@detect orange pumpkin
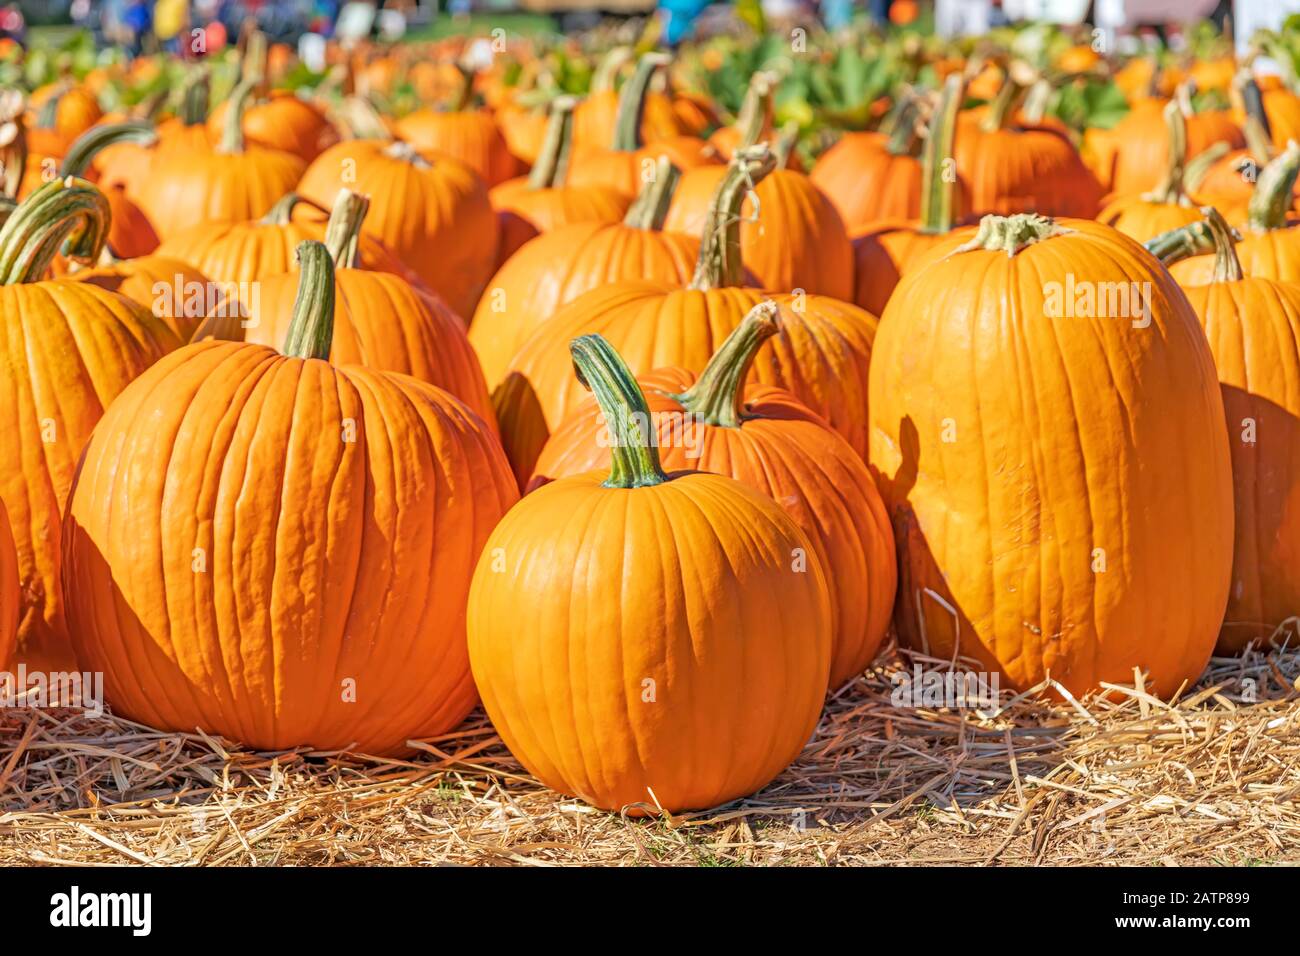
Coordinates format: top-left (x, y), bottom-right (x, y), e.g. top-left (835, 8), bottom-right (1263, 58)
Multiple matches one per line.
top-left (242, 191), bottom-right (494, 427)
top-left (495, 145), bottom-right (879, 486)
top-left (136, 80), bottom-right (305, 240)
top-left (59, 121), bottom-right (160, 257)
top-left (868, 214), bottom-right (1232, 699)
top-left (532, 302), bottom-right (896, 687)
top-left (1149, 208), bottom-right (1300, 653)
top-left (468, 332), bottom-right (830, 813)
top-left (61, 254), bottom-right (211, 342)
top-left (470, 157), bottom-right (699, 391)
top-left (297, 139), bottom-right (498, 319)
top-left (1096, 100), bottom-right (1204, 243)
top-left (62, 241), bottom-right (519, 754)
top-left (0, 179), bottom-right (183, 672)
top-left (26, 82), bottom-right (102, 156)
top-left (206, 90), bottom-right (339, 165)
top-left (394, 68), bottom-right (519, 187)
top-left (0, 499), bottom-right (17, 670)
top-left (572, 46), bottom-right (685, 150)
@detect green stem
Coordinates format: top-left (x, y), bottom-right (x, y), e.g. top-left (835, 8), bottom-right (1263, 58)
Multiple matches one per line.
top-left (178, 67), bottom-right (211, 125)
top-left (35, 83), bottom-right (67, 131)
top-left (772, 122), bottom-right (799, 169)
top-left (260, 192), bottom-right (323, 226)
top-left (569, 334), bottom-right (667, 489)
top-left (980, 71), bottom-right (1024, 133)
top-left (623, 155), bottom-right (680, 229)
top-left (60, 121), bottom-right (157, 178)
top-left (1141, 99), bottom-right (1190, 205)
top-left (1204, 206), bottom-right (1245, 282)
top-left (591, 46), bottom-right (634, 94)
top-left (242, 29), bottom-right (269, 89)
top-left (920, 74), bottom-right (963, 234)
top-left (1020, 78), bottom-right (1051, 124)
top-left (218, 79), bottom-right (255, 154)
top-left (611, 52), bottom-right (669, 152)
top-left (734, 72), bottom-right (773, 149)
top-left (1247, 141), bottom-right (1300, 232)
top-left (690, 144), bottom-right (776, 290)
top-left (0, 176), bottom-right (110, 285)
top-left (1184, 141), bottom-right (1231, 194)
top-left (671, 301), bottom-right (780, 428)
top-left (880, 88), bottom-right (919, 151)
top-left (450, 63), bottom-right (475, 112)
top-left (1143, 207), bottom-right (1243, 277)
top-left (953, 213), bottom-right (1069, 257)
top-left (282, 241), bottom-right (336, 360)
top-left (324, 189), bottom-right (369, 269)
top-left (527, 95), bottom-right (578, 190)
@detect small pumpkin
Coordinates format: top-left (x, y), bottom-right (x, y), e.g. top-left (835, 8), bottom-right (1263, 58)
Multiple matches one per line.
top-left (868, 213), bottom-right (1232, 699)
top-left (394, 64), bottom-right (520, 187)
top-left (468, 332), bottom-right (831, 813)
top-left (62, 241), bottom-right (519, 754)
top-left (532, 301), bottom-right (896, 688)
top-left (0, 178), bottom-right (183, 671)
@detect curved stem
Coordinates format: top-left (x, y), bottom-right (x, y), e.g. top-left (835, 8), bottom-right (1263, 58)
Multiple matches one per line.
top-left (612, 52), bottom-right (669, 152)
top-left (569, 334), bottom-right (667, 489)
top-left (953, 213), bottom-right (1069, 257)
top-left (980, 70), bottom-right (1025, 133)
top-left (690, 144), bottom-right (776, 290)
top-left (218, 79), bottom-right (255, 154)
top-left (1248, 140), bottom-right (1300, 232)
top-left (527, 95), bottom-right (578, 190)
top-left (35, 83), bottom-right (68, 131)
top-left (1203, 206), bottom-right (1245, 282)
top-left (324, 189), bottom-right (369, 269)
top-left (920, 74), bottom-right (963, 234)
top-left (260, 192), bottom-right (323, 226)
top-left (734, 72), bottom-right (773, 150)
top-left (671, 301), bottom-right (780, 428)
top-left (1144, 208), bottom-right (1244, 276)
top-left (282, 241), bottom-right (336, 360)
top-left (623, 155), bottom-right (680, 230)
top-left (591, 46), bottom-right (634, 94)
top-left (1141, 99), bottom-right (1190, 205)
top-left (1184, 141), bottom-right (1231, 194)
top-left (241, 28), bottom-right (269, 90)
top-left (60, 122), bottom-right (157, 178)
top-left (0, 177), bottom-right (110, 285)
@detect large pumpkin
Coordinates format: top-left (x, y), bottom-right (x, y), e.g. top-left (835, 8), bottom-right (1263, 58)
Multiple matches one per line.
top-left (0, 179), bottom-right (183, 671)
top-left (494, 145), bottom-right (881, 486)
top-left (297, 139), bottom-right (497, 318)
top-left (242, 191), bottom-right (494, 427)
top-left (468, 333), bottom-right (831, 813)
top-left (0, 499), bottom-right (17, 670)
top-left (868, 214), bottom-right (1233, 699)
top-left (1150, 208), bottom-right (1300, 653)
top-left (532, 302), bottom-right (896, 688)
top-left (62, 241), bottom-right (518, 754)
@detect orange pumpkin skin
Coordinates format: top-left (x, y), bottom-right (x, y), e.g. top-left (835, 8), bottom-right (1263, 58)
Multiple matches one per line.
top-left (61, 254), bottom-right (210, 342)
top-left (0, 500), bottom-right (17, 670)
top-left (497, 284), bottom-right (877, 485)
top-left (469, 220), bottom-right (700, 390)
top-left (297, 141), bottom-right (498, 319)
top-left (244, 268), bottom-right (495, 428)
top-left (868, 216), bottom-right (1233, 699)
top-left (495, 104), bottom-right (549, 167)
top-left (27, 84), bottom-right (103, 154)
top-left (809, 132), bottom-right (922, 231)
top-left (572, 90), bottom-right (685, 152)
top-left (394, 109), bottom-right (520, 187)
top-left (63, 340), bottom-right (518, 754)
top-left (206, 92), bottom-right (339, 164)
top-left (665, 166), bottom-right (854, 299)
top-left (850, 224), bottom-right (950, 318)
top-left (489, 176), bottom-right (630, 266)
top-left (532, 362), bottom-right (896, 688)
top-left (1096, 196), bottom-right (1204, 244)
top-left (565, 137), bottom-right (714, 197)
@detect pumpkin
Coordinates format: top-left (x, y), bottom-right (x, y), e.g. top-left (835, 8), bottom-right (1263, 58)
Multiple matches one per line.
top-left (532, 301), bottom-right (896, 687)
top-left (488, 95), bottom-right (630, 266)
top-left (467, 332), bottom-right (831, 813)
top-left (566, 53), bottom-right (714, 197)
top-left (298, 139), bottom-right (497, 319)
top-left (136, 80), bottom-right (305, 240)
top-left (0, 178), bottom-right (183, 671)
top-left (94, 70), bottom-right (213, 199)
top-left (1147, 208), bottom-right (1300, 653)
top-left (572, 46), bottom-right (685, 150)
top-left (470, 156), bottom-right (698, 391)
top-left (868, 214), bottom-right (1233, 698)
top-left (1096, 100), bottom-right (1205, 243)
top-left (956, 69), bottom-right (1104, 218)
top-left (0, 498), bottom-right (17, 670)
top-left (62, 241), bottom-right (519, 754)
top-left (61, 254), bottom-right (211, 342)
top-left (26, 82), bottom-right (102, 156)
top-left (495, 145), bottom-right (879, 486)
top-left (665, 145), bottom-right (853, 299)
top-left (58, 121), bottom-right (160, 258)
top-left (1169, 142), bottom-right (1300, 284)
top-left (394, 66), bottom-right (519, 187)
top-left (852, 75), bottom-right (967, 317)
top-left (242, 190), bottom-right (494, 427)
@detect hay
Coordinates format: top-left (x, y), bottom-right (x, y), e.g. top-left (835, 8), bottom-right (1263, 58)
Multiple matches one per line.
top-left (1, 643), bottom-right (1298, 866)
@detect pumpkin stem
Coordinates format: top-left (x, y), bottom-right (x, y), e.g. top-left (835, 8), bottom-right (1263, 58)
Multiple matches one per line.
top-left (612, 52), bottom-right (670, 152)
top-left (60, 121), bottom-right (157, 178)
top-left (883, 90), bottom-right (923, 156)
top-left (35, 82), bottom-right (68, 131)
top-left (1234, 70), bottom-right (1275, 163)
top-left (772, 122), bottom-right (799, 169)
top-left (569, 334), bottom-right (668, 489)
top-left (1203, 206), bottom-right (1246, 282)
top-left (217, 79), bottom-right (256, 155)
top-left (0, 89), bottom-right (28, 200)
top-left (1247, 140), bottom-right (1300, 233)
top-left (671, 300), bottom-right (780, 428)
top-left (178, 67), bottom-right (211, 126)
top-left (953, 213), bottom-right (1069, 257)
top-left (528, 95), bottom-right (579, 190)
top-left (1143, 209), bottom-right (1244, 277)
top-left (450, 62), bottom-right (476, 112)
top-left (260, 192), bottom-right (323, 226)
top-left (920, 74), bottom-right (963, 234)
top-left (1020, 78), bottom-right (1052, 124)
top-left (282, 241), bottom-right (336, 360)
top-left (384, 139), bottom-right (432, 169)
top-left (591, 46), bottom-right (634, 94)
top-left (690, 144), bottom-right (776, 291)
top-left (241, 29), bottom-right (269, 90)
top-left (1140, 99), bottom-right (1191, 205)
top-left (734, 71), bottom-right (773, 150)
top-left (1184, 141), bottom-right (1232, 195)
top-left (623, 155), bottom-right (681, 229)
top-left (0, 176), bottom-right (110, 285)
top-left (979, 65), bottom-right (1027, 132)
top-left (324, 189), bottom-right (369, 269)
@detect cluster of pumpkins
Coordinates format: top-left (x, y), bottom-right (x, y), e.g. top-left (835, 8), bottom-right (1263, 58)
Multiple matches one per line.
top-left (1, 30), bottom-right (1299, 813)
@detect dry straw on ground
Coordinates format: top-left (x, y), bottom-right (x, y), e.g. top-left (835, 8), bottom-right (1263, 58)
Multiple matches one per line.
top-left (1, 639), bottom-right (1298, 866)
